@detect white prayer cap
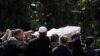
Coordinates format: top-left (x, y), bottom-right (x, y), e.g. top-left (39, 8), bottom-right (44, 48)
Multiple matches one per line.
top-left (39, 26), bottom-right (47, 33)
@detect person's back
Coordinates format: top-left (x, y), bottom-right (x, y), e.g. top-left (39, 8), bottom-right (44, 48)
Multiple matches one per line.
top-left (96, 49), bottom-right (100, 56)
top-left (85, 36), bottom-right (98, 56)
top-left (25, 26), bottom-right (50, 56)
top-left (26, 35), bottom-right (50, 56)
top-left (51, 45), bottom-right (71, 56)
top-left (0, 43), bottom-right (4, 56)
top-left (85, 47), bottom-right (98, 56)
top-left (51, 37), bottom-right (72, 56)
top-left (4, 44), bottom-right (22, 56)
top-left (4, 38), bottom-right (22, 56)
top-left (72, 37), bottom-right (87, 56)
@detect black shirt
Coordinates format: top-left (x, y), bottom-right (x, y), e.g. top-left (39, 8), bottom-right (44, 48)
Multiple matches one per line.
top-left (51, 45), bottom-right (72, 56)
top-left (25, 36), bottom-right (50, 56)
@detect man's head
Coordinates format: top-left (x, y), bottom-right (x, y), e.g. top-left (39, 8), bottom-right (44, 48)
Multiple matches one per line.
top-left (51, 34), bottom-right (59, 42)
top-left (60, 37), bottom-right (68, 45)
top-left (85, 36), bottom-right (95, 48)
top-left (13, 29), bottom-right (25, 40)
top-left (39, 26), bottom-right (47, 37)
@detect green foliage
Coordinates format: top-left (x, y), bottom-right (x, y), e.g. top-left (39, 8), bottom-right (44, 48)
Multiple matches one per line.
top-left (30, 19), bottom-right (40, 30)
top-left (30, 1), bottom-right (42, 30)
top-left (0, 0), bottom-right (100, 42)
top-left (31, 0), bottom-right (99, 39)
top-left (0, 0), bottom-right (33, 31)
top-left (96, 39), bottom-right (100, 48)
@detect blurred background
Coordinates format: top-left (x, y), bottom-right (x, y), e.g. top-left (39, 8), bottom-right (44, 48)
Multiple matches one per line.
top-left (0, 0), bottom-right (100, 47)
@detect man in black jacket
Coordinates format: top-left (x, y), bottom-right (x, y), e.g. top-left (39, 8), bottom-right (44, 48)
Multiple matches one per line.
top-left (85, 36), bottom-right (98, 56)
top-left (51, 37), bottom-right (72, 56)
top-left (4, 37), bottom-right (23, 56)
top-left (26, 26), bottom-right (50, 56)
top-left (72, 37), bottom-right (88, 56)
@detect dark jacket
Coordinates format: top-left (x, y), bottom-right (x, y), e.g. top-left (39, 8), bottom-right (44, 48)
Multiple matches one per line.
top-left (85, 47), bottom-right (98, 56)
top-left (4, 44), bottom-right (22, 56)
top-left (0, 44), bottom-right (4, 56)
top-left (25, 36), bottom-right (50, 56)
top-left (96, 49), bottom-right (100, 56)
top-left (72, 38), bottom-right (88, 56)
top-left (51, 45), bottom-right (72, 56)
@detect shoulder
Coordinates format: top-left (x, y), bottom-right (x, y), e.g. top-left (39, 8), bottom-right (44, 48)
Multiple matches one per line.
top-left (29, 38), bottom-right (39, 42)
top-left (28, 38), bottom-right (39, 45)
top-left (52, 46), bottom-right (59, 52)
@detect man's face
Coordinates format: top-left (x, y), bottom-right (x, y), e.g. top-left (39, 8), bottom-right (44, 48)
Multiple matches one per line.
top-left (17, 32), bottom-right (25, 40)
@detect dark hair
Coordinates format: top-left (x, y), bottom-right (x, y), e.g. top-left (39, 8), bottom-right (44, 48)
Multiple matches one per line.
top-left (85, 36), bottom-right (95, 46)
top-left (72, 37), bottom-right (87, 56)
top-left (13, 29), bottom-right (23, 36)
top-left (51, 34), bottom-right (59, 42)
top-left (60, 37), bottom-right (67, 44)
top-left (73, 37), bottom-right (81, 47)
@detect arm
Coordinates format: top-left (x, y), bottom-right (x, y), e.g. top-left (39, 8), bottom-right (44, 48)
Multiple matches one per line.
top-left (1, 29), bottom-right (12, 42)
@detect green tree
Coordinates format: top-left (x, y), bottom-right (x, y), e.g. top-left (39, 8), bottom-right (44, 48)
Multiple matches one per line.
top-left (0, 0), bottom-right (33, 31)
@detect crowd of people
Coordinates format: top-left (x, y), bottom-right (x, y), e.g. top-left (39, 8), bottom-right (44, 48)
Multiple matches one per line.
top-left (0, 26), bottom-right (99, 56)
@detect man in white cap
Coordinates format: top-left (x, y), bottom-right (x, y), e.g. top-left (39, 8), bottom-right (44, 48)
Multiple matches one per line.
top-left (25, 26), bottom-right (50, 56)
top-left (38, 26), bottom-right (47, 37)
